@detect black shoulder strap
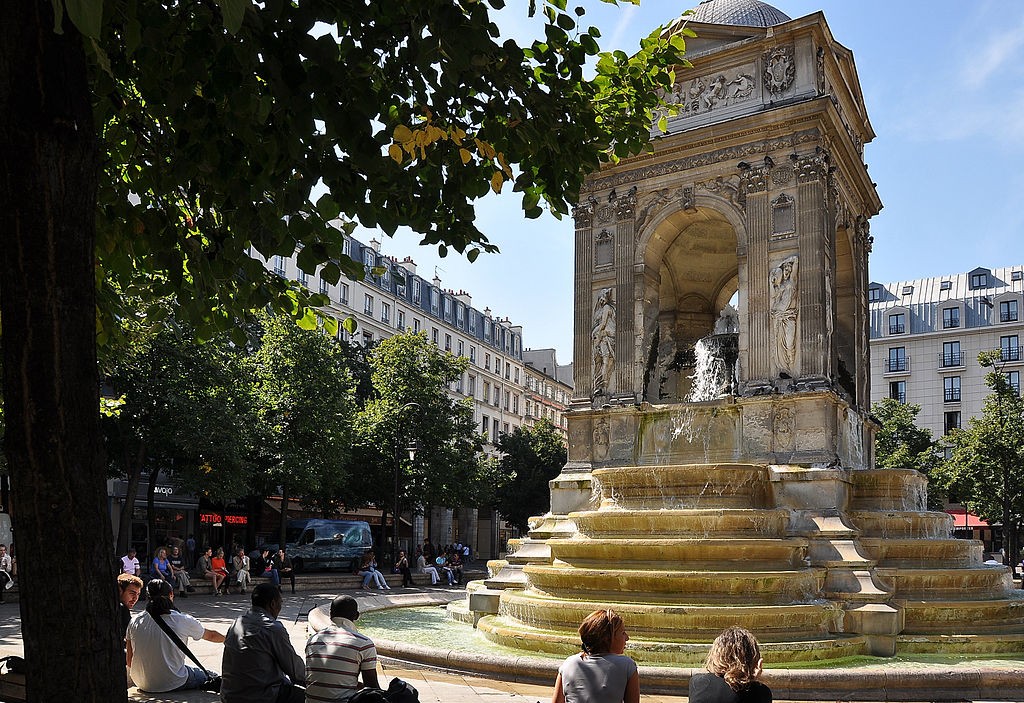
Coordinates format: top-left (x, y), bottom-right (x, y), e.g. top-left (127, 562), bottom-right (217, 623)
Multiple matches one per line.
top-left (151, 613), bottom-right (211, 676)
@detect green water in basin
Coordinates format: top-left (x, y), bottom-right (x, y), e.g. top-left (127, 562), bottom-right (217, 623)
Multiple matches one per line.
top-left (357, 606), bottom-right (1024, 671)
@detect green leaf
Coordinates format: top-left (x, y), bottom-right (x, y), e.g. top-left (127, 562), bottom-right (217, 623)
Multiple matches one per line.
top-left (215, 0), bottom-right (248, 34)
top-left (467, 248), bottom-right (480, 263)
top-left (316, 194), bottom-right (341, 221)
top-left (342, 316), bottom-right (359, 334)
top-left (64, 0), bottom-right (102, 39)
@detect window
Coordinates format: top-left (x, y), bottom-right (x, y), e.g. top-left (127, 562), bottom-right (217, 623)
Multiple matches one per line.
top-left (397, 310), bottom-right (405, 330)
top-left (1013, 271), bottom-right (1024, 282)
top-left (485, 353), bottom-right (491, 371)
top-left (432, 328), bottom-right (439, 345)
top-left (412, 279), bottom-right (421, 302)
top-left (363, 249), bottom-right (375, 268)
top-left (494, 358), bottom-right (501, 375)
top-left (469, 314), bottom-right (476, 333)
top-left (430, 289), bottom-right (439, 315)
top-left (901, 285), bottom-right (913, 296)
top-left (468, 375), bottom-right (476, 397)
top-left (970, 271), bottom-right (988, 288)
top-left (504, 363), bottom-right (510, 380)
top-left (514, 367), bottom-right (520, 384)
top-left (944, 411), bottom-right (961, 435)
top-left (887, 347), bottom-right (907, 373)
top-left (413, 318), bottom-right (421, 333)
top-left (888, 313), bottom-right (906, 335)
top-left (503, 422), bottom-right (510, 435)
top-left (470, 346), bottom-right (477, 363)
top-left (493, 419), bottom-right (500, 437)
top-left (503, 390), bottom-right (510, 410)
top-left (363, 294), bottom-right (374, 315)
top-left (319, 277), bottom-right (329, 295)
top-left (941, 341), bottom-right (962, 368)
top-left (942, 307), bottom-right (960, 329)
top-left (342, 239), bottom-right (351, 257)
top-left (458, 340), bottom-right (464, 356)
top-left (943, 376), bottom-right (961, 403)
top-left (1001, 335), bottom-right (1020, 362)
top-left (1000, 299), bottom-right (1019, 323)
top-left (456, 304), bottom-right (464, 327)
top-left (362, 330), bottom-right (373, 345)
top-left (492, 386), bottom-right (500, 407)
top-left (526, 401), bottom-right (533, 417)
top-left (445, 334), bottom-right (452, 351)
top-left (380, 302), bottom-right (390, 324)
top-left (512, 394), bottom-right (519, 413)
top-left (381, 265), bottom-right (390, 286)
top-left (868, 287), bottom-right (882, 302)
top-left (1007, 371), bottom-right (1021, 395)
top-left (940, 280), bottom-right (952, 291)
top-left (481, 415), bottom-right (489, 436)
top-left (889, 381), bottom-right (906, 404)
top-left (273, 256), bottom-right (286, 276)
top-left (483, 382), bottom-right (491, 405)
top-left (456, 374), bottom-right (463, 394)
top-left (339, 283), bottom-right (349, 305)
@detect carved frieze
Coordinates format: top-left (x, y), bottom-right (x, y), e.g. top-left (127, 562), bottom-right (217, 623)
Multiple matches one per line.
top-left (573, 202), bottom-right (594, 229)
top-left (771, 165), bottom-right (794, 186)
top-left (592, 417), bottom-right (610, 460)
top-left (635, 187), bottom-right (680, 234)
top-left (696, 174), bottom-right (744, 210)
top-left (796, 150), bottom-right (830, 184)
top-left (740, 166), bottom-right (769, 195)
top-left (596, 205), bottom-right (615, 225)
top-left (682, 186), bottom-right (696, 212)
top-left (586, 128), bottom-right (820, 192)
top-left (764, 45), bottom-right (796, 95)
top-left (657, 63), bottom-right (758, 119)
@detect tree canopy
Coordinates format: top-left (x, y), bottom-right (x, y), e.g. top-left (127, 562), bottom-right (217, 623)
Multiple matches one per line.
top-left (0, 0), bottom-right (688, 699)
top-left (870, 397), bottom-right (944, 508)
top-left (490, 419), bottom-right (568, 531)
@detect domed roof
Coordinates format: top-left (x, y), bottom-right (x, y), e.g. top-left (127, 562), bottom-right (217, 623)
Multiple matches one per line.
top-left (687, 0), bottom-right (791, 27)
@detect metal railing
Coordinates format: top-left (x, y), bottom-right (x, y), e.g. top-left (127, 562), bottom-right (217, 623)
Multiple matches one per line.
top-left (944, 389), bottom-right (961, 403)
top-left (940, 352), bottom-right (964, 368)
top-left (886, 358), bottom-right (909, 373)
top-left (889, 323), bottom-right (906, 335)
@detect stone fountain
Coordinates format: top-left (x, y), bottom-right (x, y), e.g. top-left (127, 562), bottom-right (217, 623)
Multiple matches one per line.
top-left (461, 1), bottom-right (1024, 665)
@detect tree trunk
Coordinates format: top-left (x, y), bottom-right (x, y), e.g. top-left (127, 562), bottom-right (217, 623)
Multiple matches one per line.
top-left (115, 442), bottom-right (146, 555)
top-left (278, 483), bottom-right (289, 548)
top-left (146, 463), bottom-right (160, 564)
top-left (0, 4), bottom-right (126, 701)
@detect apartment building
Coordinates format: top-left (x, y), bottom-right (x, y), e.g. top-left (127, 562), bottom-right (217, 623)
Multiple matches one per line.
top-left (522, 348), bottom-right (573, 438)
top-left (265, 234), bottom-right (530, 446)
top-left (868, 265), bottom-right (1024, 439)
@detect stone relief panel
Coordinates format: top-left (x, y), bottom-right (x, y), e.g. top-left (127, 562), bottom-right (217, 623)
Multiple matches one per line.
top-left (657, 63), bottom-right (758, 119)
top-left (594, 229), bottom-right (614, 269)
top-left (696, 174), bottom-right (744, 210)
top-left (771, 193), bottom-right (796, 239)
top-left (635, 187), bottom-right (680, 234)
top-left (770, 255), bottom-right (799, 375)
top-left (573, 201), bottom-right (594, 228)
top-left (763, 45), bottom-right (796, 95)
top-left (773, 405), bottom-right (796, 453)
top-left (592, 417), bottom-right (610, 462)
top-left (592, 287), bottom-right (616, 394)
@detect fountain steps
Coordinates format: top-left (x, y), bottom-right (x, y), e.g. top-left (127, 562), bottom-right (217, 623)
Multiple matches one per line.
top-left (878, 566), bottom-right (1013, 599)
top-left (896, 632), bottom-right (1024, 655)
top-left (547, 537), bottom-right (808, 565)
top-left (898, 597), bottom-right (1024, 631)
top-left (477, 615), bottom-right (867, 665)
top-left (572, 509), bottom-right (791, 537)
top-left (858, 537), bottom-right (981, 566)
top-left (847, 511), bottom-right (954, 539)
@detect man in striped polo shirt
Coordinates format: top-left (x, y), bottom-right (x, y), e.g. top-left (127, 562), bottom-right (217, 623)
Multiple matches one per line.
top-left (305, 595), bottom-right (380, 702)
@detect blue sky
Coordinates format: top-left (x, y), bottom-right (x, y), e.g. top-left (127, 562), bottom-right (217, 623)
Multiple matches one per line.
top-left (373, 1), bottom-right (1024, 361)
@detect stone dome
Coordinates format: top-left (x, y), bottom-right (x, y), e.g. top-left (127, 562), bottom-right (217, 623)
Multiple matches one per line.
top-left (687, 0), bottom-right (791, 27)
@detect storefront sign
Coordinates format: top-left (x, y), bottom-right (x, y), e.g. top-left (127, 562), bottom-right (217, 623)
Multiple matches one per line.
top-left (199, 512), bottom-right (248, 525)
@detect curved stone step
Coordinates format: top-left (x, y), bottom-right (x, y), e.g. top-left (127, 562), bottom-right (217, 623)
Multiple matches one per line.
top-left (592, 464), bottom-right (772, 510)
top-left (880, 565), bottom-right (1014, 599)
top-left (547, 537), bottom-right (808, 567)
top-left (847, 510), bottom-right (954, 539)
top-left (899, 596), bottom-right (1024, 632)
top-left (522, 564), bottom-right (825, 603)
top-left (858, 537), bottom-right (982, 567)
top-left (848, 468), bottom-right (928, 511)
top-left (571, 508), bottom-right (791, 537)
top-left (897, 632), bottom-right (1024, 655)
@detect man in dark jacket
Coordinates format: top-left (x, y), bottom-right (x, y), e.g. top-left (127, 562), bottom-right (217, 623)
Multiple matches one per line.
top-left (221, 584), bottom-right (305, 703)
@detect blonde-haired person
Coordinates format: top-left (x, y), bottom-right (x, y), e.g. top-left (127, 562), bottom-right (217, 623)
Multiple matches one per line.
top-left (688, 626), bottom-right (771, 703)
top-left (551, 609), bottom-right (639, 703)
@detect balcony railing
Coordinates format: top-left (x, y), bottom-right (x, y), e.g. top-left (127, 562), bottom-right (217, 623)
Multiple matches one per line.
top-left (1001, 347), bottom-right (1022, 362)
top-left (940, 352), bottom-right (964, 368)
top-left (943, 318), bottom-right (960, 329)
top-left (886, 358), bottom-right (909, 373)
top-left (889, 323), bottom-right (906, 335)
top-left (1001, 310), bottom-right (1019, 323)
top-left (889, 392), bottom-right (906, 403)
top-left (944, 389), bottom-right (961, 403)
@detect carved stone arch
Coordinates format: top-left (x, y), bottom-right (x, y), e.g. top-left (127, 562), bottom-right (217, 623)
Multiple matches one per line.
top-left (635, 195), bottom-right (748, 267)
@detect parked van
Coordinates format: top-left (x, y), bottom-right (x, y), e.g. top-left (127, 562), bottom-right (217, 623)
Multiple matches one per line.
top-left (281, 519), bottom-right (373, 572)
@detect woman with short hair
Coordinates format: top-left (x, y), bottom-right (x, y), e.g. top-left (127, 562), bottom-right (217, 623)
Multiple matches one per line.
top-left (551, 609), bottom-right (639, 703)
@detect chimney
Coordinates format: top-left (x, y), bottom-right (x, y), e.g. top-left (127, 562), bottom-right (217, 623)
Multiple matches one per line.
top-left (369, 238), bottom-right (381, 252)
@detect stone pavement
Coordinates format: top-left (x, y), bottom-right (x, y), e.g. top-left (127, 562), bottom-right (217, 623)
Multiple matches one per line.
top-left (0, 588), bottom-right (1021, 702)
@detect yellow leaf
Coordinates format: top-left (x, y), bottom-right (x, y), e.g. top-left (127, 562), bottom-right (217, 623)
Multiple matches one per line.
top-left (490, 171), bottom-right (504, 194)
top-left (393, 124), bottom-right (413, 143)
top-left (388, 144), bottom-right (404, 164)
top-left (459, 148), bottom-right (473, 165)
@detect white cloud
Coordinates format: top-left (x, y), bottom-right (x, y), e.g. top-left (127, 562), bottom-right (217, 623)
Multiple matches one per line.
top-left (957, 19), bottom-right (1024, 89)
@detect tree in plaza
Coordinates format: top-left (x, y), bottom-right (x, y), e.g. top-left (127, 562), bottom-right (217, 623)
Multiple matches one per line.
top-left (870, 397), bottom-right (945, 509)
top-left (0, 0), bottom-right (688, 697)
top-left (489, 419), bottom-right (568, 532)
top-left (936, 351), bottom-right (1024, 565)
top-left (103, 325), bottom-right (258, 555)
top-left (354, 332), bottom-right (483, 553)
top-left (247, 312), bottom-right (358, 547)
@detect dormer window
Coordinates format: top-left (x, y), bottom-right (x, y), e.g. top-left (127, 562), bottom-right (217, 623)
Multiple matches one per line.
top-left (868, 287), bottom-right (882, 302)
top-left (901, 285), bottom-right (914, 296)
top-left (888, 312), bottom-right (906, 335)
top-left (940, 280), bottom-right (952, 291)
top-left (969, 269), bottom-right (990, 289)
top-left (1013, 271), bottom-right (1023, 282)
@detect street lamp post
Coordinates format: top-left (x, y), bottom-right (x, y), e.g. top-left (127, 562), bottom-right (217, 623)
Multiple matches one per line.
top-left (391, 402), bottom-right (419, 563)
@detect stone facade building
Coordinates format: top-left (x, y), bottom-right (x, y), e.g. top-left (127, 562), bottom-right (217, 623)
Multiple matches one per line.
top-left (522, 349), bottom-right (573, 438)
top-left (868, 265), bottom-right (1024, 438)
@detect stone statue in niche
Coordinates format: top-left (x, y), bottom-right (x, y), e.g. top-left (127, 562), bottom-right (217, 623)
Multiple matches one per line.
top-left (592, 288), bottom-right (616, 393)
top-left (770, 255), bottom-right (799, 375)
top-left (593, 418), bottom-right (610, 461)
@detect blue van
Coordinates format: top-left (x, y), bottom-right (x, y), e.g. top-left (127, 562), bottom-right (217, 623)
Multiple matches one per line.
top-left (282, 519), bottom-right (373, 572)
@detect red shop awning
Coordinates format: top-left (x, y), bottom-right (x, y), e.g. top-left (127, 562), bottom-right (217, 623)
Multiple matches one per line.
top-left (945, 509), bottom-right (991, 528)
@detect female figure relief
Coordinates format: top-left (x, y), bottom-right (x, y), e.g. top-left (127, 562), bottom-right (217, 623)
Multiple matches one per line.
top-left (770, 255), bottom-right (798, 375)
top-left (592, 288), bottom-right (616, 393)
